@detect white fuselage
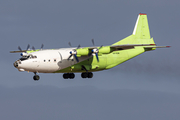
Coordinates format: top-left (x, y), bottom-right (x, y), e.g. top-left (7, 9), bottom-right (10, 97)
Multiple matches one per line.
top-left (14, 48), bottom-right (91, 73)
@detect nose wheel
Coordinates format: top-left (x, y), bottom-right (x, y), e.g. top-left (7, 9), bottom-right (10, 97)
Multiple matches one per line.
top-left (33, 72), bottom-right (40, 81)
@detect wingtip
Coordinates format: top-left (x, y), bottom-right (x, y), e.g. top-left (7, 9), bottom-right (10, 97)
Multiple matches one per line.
top-left (166, 46), bottom-right (171, 48)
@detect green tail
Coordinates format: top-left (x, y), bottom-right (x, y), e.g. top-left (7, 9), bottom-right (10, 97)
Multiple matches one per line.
top-left (112, 13), bottom-right (155, 45)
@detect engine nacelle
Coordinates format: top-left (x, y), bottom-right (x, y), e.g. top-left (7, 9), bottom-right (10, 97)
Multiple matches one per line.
top-left (76, 48), bottom-right (90, 56)
top-left (98, 46), bottom-right (114, 54)
top-left (72, 46), bottom-right (114, 56)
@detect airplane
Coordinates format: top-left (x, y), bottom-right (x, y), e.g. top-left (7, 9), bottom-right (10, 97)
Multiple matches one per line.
top-left (10, 13), bottom-right (170, 81)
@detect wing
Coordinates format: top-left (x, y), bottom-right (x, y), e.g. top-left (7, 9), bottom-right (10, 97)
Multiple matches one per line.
top-left (10, 50), bottom-right (27, 53)
top-left (110, 44), bottom-right (170, 50)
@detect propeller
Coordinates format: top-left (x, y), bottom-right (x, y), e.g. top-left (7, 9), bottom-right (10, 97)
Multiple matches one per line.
top-left (17, 44), bottom-right (30, 56)
top-left (68, 44), bottom-right (81, 62)
top-left (89, 39), bottom-right (103, 62)
top-left (18, 44), bottom-right (30, 51)
top-left (32, 44), bottom-right (44, 51)
top-left (10, 44), bottom-right (44, 53)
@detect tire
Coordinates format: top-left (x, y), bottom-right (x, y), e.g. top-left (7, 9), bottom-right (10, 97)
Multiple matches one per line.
top-left (81, 72), bottom-right (88, 78)
top-left (33, 75), bottom-right (40, 81)
top-left (63, 73), bottom-right (68, 79)
top-left (69, 73), bottom-right (75, 79)
top-left (88, 72), bottom-right (93, 78)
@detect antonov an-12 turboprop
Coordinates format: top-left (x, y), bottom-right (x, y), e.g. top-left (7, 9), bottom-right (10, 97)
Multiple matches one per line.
top-left (10, 13), bottom-right (170, 80)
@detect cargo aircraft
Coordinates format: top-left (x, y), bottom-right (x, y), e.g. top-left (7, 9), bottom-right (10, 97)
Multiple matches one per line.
top-left (10, 13), bottom-right (170, 80)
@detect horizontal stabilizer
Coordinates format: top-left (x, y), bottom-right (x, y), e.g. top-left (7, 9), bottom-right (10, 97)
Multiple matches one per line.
top-left (144, 46), bottom-right (171, 49)
top-left (111, 44), bottom-right (156, 49)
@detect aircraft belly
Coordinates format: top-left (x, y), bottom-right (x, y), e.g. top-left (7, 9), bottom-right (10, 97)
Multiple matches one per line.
top-left (106, 52), bottom-right (123, 69)
top-left (125, 47), bottom-right (145, 61)
top-left (105, 47), bottom-right (145, 69)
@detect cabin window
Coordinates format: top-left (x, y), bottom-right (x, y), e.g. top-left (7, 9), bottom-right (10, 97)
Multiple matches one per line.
top-left (44, 60), bottom-right (46, 62)
top-left (49, 60), bottom-right (50, 62)
top-left (54, 59), bottom-right (56, 62)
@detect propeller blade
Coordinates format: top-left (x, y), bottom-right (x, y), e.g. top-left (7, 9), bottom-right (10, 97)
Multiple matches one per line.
top-left (26, 44), bottom-right (30, 50)
top-left (67, 54), bottom-right (73, 60)
top-left (92, 39), bottom-right (95, 46)
top-left (95, 53), bottom-right (99, 62)
top-left (68, 42), bottom-right (72, 47)
top-left (77, 44), bottom-right (81, 49)
top-left (41, 44), bottom-right (44, 49)
top-left (18, 46), bottom-right (22, 51)
top-left (74, 54), bottom-right (79, 62)
top-left (99, 45), bottom-right (103, 49)
top-left (32, 46), bottom-right (35, 51)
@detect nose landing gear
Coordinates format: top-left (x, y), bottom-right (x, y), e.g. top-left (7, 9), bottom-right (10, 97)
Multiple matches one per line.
top-left (33, 72), bottom-right (40, 81)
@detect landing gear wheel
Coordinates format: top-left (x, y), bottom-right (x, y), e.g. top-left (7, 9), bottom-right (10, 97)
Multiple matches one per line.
top-left (33, 75), bottom-right (40, 81)
top-left (88, 72), bottom-right (93, 78)
top-left (63, 73), bottom-right (69, 79)
top-left (81, 72), bottom-right (88, 78)
top-left (69, 73), bottom-right (75, 79)
top-left (63, 73), bottom-right (75, 79)
top-left (81, 72), bottom-right (93, 78)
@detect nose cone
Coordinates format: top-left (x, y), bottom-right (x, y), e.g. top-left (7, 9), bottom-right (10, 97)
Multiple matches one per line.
top-left (13, 61), bottom-right (19, 68)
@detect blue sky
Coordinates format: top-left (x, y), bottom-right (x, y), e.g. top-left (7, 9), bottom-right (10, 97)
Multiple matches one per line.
top-left (0, 0), bottom-right (180, 119)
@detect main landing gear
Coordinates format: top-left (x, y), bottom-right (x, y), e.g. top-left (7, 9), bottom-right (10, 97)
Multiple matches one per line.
top-left (33, 72), bottom-right (40, 81)
top-left (81, 72), bottom-right (93, 78)
top-left (62, 72), bottom-right (93, 79)
top-left (63, 73), bottom-right (75, 79)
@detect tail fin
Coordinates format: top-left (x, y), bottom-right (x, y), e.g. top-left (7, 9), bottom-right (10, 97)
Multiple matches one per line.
top-left (132, 13), bottom-right (150, 39)
top-left (112, 13), bottom-right (155, 45)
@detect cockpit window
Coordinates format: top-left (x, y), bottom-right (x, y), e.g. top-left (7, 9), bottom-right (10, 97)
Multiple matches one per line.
top-left (20, 56), bottom-right (30, 61)
top-left (19, 55), bottom-right (37, 61)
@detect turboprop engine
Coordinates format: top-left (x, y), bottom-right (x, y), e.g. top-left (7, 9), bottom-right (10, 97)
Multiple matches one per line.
top-left (68, 46), bottom-right (114, 62)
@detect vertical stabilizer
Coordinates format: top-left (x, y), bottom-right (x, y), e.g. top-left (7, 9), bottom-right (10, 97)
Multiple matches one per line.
top-left (112, 13), bottom-right (155, 45)
top-left (132, 13), bottom-right (150, 39)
